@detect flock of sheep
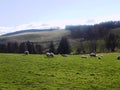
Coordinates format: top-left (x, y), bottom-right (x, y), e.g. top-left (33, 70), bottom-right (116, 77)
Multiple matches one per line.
top-left (81, 52), bottom-right (103, 60)
top-left (24, 50), bottom-right (120, 60)
top-left (24, 51), bottom-right (68, 57)
top-left (80, 53), bottom-right (120, 60)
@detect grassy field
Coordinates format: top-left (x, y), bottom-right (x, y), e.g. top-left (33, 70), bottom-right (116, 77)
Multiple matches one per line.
top-left (0, 53), bottom-right (120, 90)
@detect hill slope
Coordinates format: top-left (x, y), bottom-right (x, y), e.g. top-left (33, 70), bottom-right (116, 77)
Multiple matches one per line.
top-left (0, 30), bottom-right (70, 43)
top-left (1, 29), bottom-right (54, 36)
top-left (111, 28), bottom-right (120, 36)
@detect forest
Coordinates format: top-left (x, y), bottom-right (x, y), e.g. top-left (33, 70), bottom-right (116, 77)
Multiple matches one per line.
top-left (66, 21), bottom-right (120, 53)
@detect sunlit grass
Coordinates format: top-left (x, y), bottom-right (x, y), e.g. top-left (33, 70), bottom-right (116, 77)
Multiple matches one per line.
top-left (0, 53), bottom-right (120, 90)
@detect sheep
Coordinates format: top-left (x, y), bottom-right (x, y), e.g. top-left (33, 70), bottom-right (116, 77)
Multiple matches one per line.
top-left (117, 56), bottom-right (120, 60)
top-left (46, 52), bottom-right (54, 58)
top-left (24, 51), bottom-right (29, 55)
top-left (81, 55), bottom-right (87, 58)
top-left (89, 52), bottom-right (96, 57)
top-left (97, 56), bottom-right (102, 60)
top-left (50, 52), bottom-right (54, 57)
top-left (95, 55), bottom-right (103, 60)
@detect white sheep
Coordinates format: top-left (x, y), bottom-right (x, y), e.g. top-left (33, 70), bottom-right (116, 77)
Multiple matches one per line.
top-left (46, 52), bottom-right (54, 58)
top-left (90, 53), bottom-right (96, 57)
top-left (117, 56), bottom-right (120, 60)
top-left (24, 51), bottom-right (29, 55)
top-left (97, 56), bottom-right (102, 60)
top-left (81, 55), bottom-right (87, 58)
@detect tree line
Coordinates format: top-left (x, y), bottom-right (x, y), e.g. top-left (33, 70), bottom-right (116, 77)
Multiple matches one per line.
top-left (66, 21), bottom-right (120, 40)
top-left (66, 21), bottom-right (120, 53)
top-left (0, 37), bottom-right (71, 54)
top-left (0, 33), bottom-right (119, 54)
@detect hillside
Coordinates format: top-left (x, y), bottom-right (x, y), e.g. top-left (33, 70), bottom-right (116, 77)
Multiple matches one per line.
top-left (0, 30), bottom-right (70, 43)
top-left (111, 28), bottom-right (120, 36)
top-left (1, 29), bottom-right (55, 36)
top-left (0, 21), bottom-right (120, 53)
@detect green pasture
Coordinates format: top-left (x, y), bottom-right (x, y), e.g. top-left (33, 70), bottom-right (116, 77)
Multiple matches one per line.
top-left (0, 53), bottom-right (120, 90)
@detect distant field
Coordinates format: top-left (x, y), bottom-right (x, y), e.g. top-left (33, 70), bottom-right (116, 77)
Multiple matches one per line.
top-left (0, 53), bottom-right (120, 90)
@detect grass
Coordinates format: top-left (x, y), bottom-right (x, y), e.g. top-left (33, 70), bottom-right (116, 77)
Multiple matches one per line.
top-left (0, 53), bottom-right (120, 90)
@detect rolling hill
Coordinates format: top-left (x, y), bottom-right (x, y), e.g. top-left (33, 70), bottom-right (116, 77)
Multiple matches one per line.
top-left (1, 29), bottom-right (54, 36)
top-left (0, 23), bottom-right (120, 53)
top-left (0, 29), bottom-right (71, 43)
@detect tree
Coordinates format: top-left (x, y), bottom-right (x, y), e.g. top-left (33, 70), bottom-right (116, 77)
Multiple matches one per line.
top-left (57, 37), bottom-right (71, 54)
top-left (26, 41), bottom-right (36, 54)
top-left (19, 42), bottom-right (27, 53)
top-left (105, 33), bottom-right (117, 52)
top-left (35, 44), bottom-right (43, 54)
top-left (0, 44), bottom-right (7, 53)
top-left (7, 42), bottom-right (13, 53)
top-left (76, 42), bottom-right (85, 54)
top-left (12, 42), bottom-right (19, 53)
top-left (49, 41), bottom-right (55, 53)
top-left (88, 40), bottom-right (97, 52)
top-left (6, 42), bottom-right (18, 53)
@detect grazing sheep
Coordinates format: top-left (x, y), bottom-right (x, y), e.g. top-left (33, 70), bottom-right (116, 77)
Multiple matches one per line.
top-left (61, 54), bottom-right (68, 57)
top-left (90, 53), bottom-right (96, 57)
top-left (24, 51), bottom-right (29, 55)
top-left (96, 55), bottom-right (103, 60)
top-left (50, 52), bottom-right (54, 57)
top-left (117, 56), bottom-right (120, 60)
top-left (97, 56), bottom-right (102, 60)
top-left (46, 52), bottom-right (54, 58)
top-left (81, 55), bottom-right (87, 58)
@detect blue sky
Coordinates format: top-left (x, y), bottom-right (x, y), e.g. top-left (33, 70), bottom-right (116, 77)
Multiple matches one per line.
top-left (0, 0), bottom-right (120, 34)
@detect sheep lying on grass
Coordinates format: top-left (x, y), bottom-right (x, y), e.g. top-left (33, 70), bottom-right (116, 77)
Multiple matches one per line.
top-left (89, 53), bottom-right (103, 60)
top-left (117, 56), bottom-right (120, 60)
top-left (97, 55), bottom-right (103, 60)
top-left (89, 53), bottom-right (96, 57)
top-left (46, 52), bottom-right (54, 58)
top-left (81, 55), bottom-right (87, 58)
top-left (24, 51), bottom-right (29, 55)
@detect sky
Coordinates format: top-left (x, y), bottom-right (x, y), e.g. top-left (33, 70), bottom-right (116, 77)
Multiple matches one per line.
top-left (0, 0), bottom-right (120, 35)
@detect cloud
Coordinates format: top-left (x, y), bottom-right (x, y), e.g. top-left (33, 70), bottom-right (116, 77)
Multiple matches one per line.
top-left (0, 14), bottom-right (120, 35)
top-left (0, 26), bottom-right (14, 35)
top-left (86, 14), bottom-right (120, 24)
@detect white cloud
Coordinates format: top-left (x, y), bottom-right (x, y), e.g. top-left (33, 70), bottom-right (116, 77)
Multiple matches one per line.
top-left (86, 14), bottom-right (120, 24)
top-left (0, 14), bottom-right (120, 35)
top-left (0, 26), bottom-right (14, 35)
